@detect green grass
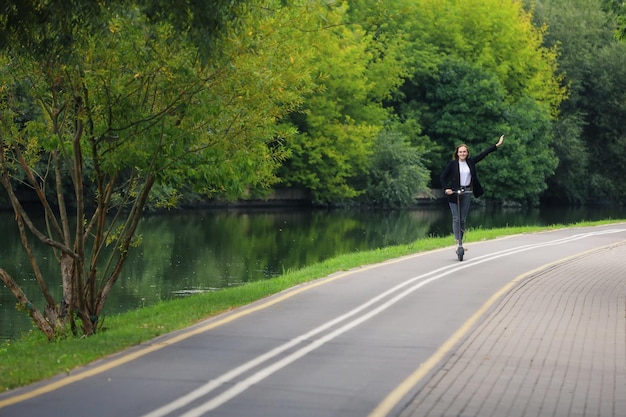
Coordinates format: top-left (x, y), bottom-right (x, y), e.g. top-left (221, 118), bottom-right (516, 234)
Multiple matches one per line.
top-left (1, 221), bottom-right (623, 392)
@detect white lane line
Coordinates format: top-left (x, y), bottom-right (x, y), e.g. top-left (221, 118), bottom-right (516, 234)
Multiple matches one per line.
top-left (467, 229), bottom-right (626, 263)
top-left (368, 235), bottom-right (626, 417)
top-left (144, 228), bottom-right (626, 417)
top-left (141, 261), bottom-right (463, 417)
top-left (179, 268), bottom-right (462, 417)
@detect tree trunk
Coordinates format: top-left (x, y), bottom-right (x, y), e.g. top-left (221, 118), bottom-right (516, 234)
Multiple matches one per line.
top-left (59, 253), bottom-right (74, 320)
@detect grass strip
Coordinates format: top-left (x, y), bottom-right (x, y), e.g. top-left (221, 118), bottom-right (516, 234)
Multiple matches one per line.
top-left (0, 221), bottom-right (622, 392)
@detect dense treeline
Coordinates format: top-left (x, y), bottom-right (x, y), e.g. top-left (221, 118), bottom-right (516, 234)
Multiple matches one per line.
top-left (526, 0), bottom-right (626, 204)
top-left (1, 0), bottom-right (624, 210)
top-left (0, 0), bottom-right (624, 338)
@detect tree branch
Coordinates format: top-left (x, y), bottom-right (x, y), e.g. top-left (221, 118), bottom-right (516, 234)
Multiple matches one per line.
top-left (0, 268), bottom-right (56, 340)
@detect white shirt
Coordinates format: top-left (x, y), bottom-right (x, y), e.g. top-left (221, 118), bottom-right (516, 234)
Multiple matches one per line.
top-left (459, 161), bottom-right (471, 186)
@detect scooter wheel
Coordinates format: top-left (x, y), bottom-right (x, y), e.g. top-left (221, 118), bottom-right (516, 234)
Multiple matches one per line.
top-left (457, 246), bottom-right (464, 261)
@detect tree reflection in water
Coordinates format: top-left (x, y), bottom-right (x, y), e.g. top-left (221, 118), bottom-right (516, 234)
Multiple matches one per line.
top-left (0, 205), bottom-right (622, 340)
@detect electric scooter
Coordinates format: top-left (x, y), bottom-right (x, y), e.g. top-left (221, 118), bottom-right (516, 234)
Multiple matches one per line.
top-left (455, 188), bottom-right (470, 261)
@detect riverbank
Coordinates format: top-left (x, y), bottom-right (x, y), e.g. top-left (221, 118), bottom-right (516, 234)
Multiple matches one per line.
top-left (3, 205), bottom-right (625, 341)
top-left (2, 221), bottom-right (622, 392)
top-left (177, 187), bottom-right (440, 210)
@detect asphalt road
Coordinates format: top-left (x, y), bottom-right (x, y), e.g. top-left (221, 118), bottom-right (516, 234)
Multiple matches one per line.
top-left (1, 223), bottom-right (625, 417)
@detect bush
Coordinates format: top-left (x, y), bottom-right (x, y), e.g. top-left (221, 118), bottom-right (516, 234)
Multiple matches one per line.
top-left (361, 130), bottom-right (431, 208)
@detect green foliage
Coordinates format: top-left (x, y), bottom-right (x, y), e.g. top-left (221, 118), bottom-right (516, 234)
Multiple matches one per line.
top-left (361, 130), bottom-right (431, 208)
top-left (2, 0), bottom-right (626, 340)
top-left (0, 0), bottom-right (245, 62)
top-left (529, 0), bottom-right (626, 204)
top-left (544, 113), bottom-right (588, 204)
top-left (386, 0), bottom-right (563, 204)
top-left (135, 0), bottom-right (247, 58)
top-left (278, 0), bottom-right (408, 204)
top-left (405, 0), bottom-right (564, 111)
top-left (0, 1), bottom-right (316, 338)
top-left (584, 42), bottom-right (626, 202)
top-left (488, 96), bottom-right (558, 204)
top-left (0, 0), bottom-right (117, 60)
top-left (600, 0), bottom-right (626, 40)
top-left (404, 58), bottom-right (556, 204)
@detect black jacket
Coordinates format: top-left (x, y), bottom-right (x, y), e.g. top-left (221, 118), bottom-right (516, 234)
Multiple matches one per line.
top-left (440, 145), bottom-right (497, 202)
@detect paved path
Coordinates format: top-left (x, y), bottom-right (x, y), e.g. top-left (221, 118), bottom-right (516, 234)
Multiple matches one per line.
top-left (1, 224), bottom-right (625, 417)
top-left (397, 240), bottom-right (626, 417)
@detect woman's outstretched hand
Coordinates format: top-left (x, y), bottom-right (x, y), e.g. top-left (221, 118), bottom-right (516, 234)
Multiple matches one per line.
top-left (496, 135), bottom-right (504, 147)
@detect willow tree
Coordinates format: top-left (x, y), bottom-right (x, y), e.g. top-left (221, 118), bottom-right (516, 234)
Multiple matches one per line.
top-left (0, 2), bottom-right (313, 339)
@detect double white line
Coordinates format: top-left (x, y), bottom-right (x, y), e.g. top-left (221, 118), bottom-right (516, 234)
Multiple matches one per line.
top-left (143, 228), bottom-right (626, 417)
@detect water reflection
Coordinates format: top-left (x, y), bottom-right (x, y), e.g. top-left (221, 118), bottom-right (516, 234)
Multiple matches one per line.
top-left (1, 204), bottom-right (623, 339)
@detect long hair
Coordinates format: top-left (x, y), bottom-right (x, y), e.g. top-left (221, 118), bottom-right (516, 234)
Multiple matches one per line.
top-left (453, 144), bottom-right (470, 160)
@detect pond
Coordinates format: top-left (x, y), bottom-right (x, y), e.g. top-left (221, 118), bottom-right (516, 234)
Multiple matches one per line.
top-left (1, 203), bottom-right (623, 340)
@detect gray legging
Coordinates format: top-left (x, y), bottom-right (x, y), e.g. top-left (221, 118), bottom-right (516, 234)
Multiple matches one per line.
top-left (448, 192), bottom-right (471, 243)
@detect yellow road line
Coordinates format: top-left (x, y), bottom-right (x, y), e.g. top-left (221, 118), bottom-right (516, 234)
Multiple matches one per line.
top-left (0, 250), bottom-right (433, 409)
top-left (5, 230), bottom-right (621, 410)
top-left (367, 241), bottom-right (624, 417)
